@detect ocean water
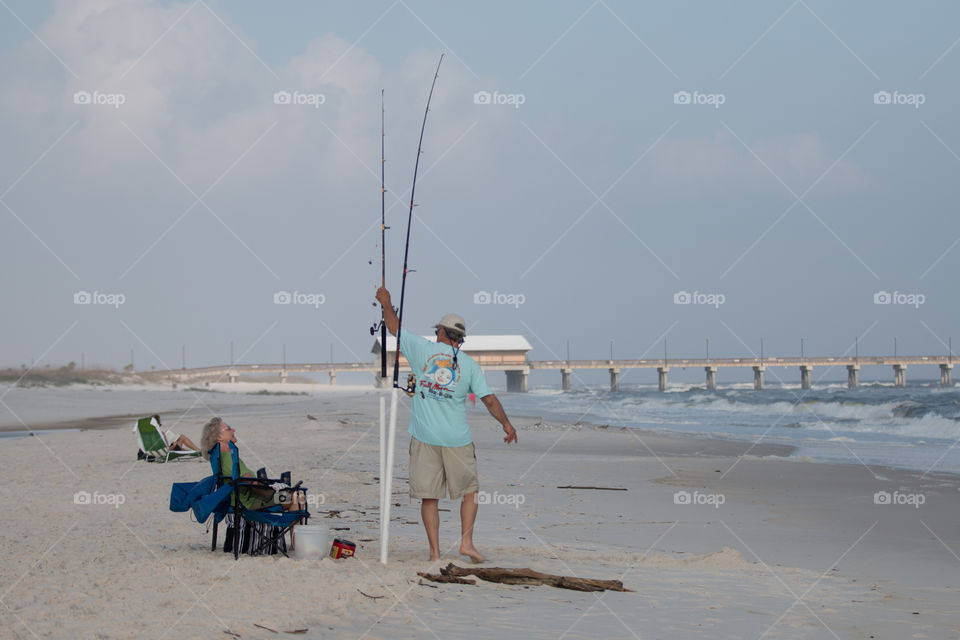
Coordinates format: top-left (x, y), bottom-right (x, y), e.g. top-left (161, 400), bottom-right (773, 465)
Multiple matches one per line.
top-left (503, 380), bottom-right (960, 475)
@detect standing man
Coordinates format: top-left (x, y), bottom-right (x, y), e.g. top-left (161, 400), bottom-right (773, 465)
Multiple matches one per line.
top-left (376, 287), bottom-right (518, 563)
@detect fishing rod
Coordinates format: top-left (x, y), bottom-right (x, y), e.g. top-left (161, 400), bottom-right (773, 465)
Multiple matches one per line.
top-left (379, 89), bottom-right (387, 378)
top-left (382, 54), bottom-right (443, 565)
top-left (393, 53), bottom-right (444, 389)
top-left (370, 90), bottom-right (388, 379)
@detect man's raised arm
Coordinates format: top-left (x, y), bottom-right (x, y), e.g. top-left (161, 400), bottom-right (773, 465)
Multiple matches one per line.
top-left (375, 287), bottom-right (399, 336)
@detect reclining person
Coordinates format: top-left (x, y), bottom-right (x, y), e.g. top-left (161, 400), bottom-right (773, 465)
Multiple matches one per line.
top-left (200, 417), bottom-right (305, 514)
top-left (156, 415), bottom-right (201, 452)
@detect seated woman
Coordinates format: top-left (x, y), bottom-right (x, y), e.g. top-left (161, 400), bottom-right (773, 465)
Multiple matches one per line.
top-left (200, 417), bottom-right (305, 548)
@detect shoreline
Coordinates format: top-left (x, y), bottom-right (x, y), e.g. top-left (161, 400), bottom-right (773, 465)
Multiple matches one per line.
top-left (11, 396), bottom-right (960, 493)
top-left (0, 411), bottom-right (188, 433)
top-left (8, 383), bottom-right (960, 482)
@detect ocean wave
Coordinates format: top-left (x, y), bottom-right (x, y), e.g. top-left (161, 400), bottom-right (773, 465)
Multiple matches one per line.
top-left (804, 413), bottom-right (960, 440)
top-left (509, 384), bottom-right (960, 445)
top-left (606, 394), bottom-right (902, 423)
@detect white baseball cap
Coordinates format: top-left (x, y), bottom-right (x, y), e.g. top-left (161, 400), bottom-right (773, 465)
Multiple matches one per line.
top-left (434, 313), bottom-right (466, 337)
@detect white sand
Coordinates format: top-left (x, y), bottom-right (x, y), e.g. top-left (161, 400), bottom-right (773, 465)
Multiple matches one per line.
top-left (1, 386), bottom-right (959, 639)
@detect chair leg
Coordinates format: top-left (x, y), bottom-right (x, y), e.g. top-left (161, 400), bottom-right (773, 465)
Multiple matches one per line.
top-left (211, 520), bottom-right (218, 552)
top-left (233, 517), bottom-right (240, 560)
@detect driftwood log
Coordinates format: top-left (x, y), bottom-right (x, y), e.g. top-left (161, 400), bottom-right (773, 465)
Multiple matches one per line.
top-left (417, 563), bottom-right (632, 592)
top-left (556, 485), bottom-right (627, 491)
top-left (415, 572), bottom-right (477, 585)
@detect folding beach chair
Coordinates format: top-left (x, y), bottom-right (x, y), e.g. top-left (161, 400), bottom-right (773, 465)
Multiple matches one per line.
top-left (133, 416), bottom-right (201, 463)
top-left (209, 442), bottom-right (309, 559)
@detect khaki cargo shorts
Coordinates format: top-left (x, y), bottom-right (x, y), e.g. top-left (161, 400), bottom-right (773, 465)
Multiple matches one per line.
top-left (409, 437), bottom-right (479, 500)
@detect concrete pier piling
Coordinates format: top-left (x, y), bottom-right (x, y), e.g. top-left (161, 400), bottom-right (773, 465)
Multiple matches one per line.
top-left (940, 363), bottom-right (953, 387)
top-left (893, 364), bottom-right (906, 388)
top-left (657, 367), bottom-right (669, 392)
top-left (847, 364), bottom-right (859, 388)
top-left (506, 368), bottom-right (529, 393)
top-left (800, 365), bottom-right (812, 390)
top-left (753, 365), bottom-right (765, 390)
top-left (609, 367), bottom-right (620, 392)
top-left (705, 366), bottom-right (717, 391)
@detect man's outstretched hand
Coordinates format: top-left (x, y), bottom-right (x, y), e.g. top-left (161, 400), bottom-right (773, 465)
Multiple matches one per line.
top-left (481, 394), bottom-right (518, 444)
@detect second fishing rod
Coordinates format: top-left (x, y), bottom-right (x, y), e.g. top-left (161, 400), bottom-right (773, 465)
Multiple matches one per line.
top-left (392, 53), bottom-right (444, 389)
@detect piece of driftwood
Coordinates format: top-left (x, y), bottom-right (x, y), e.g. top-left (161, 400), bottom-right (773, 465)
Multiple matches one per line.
top-left (416, 571), bottom-right (477, 585)
top-left (556, 485), bottom-right (627, 491)
top-left (252, 623), bottom-right (308, 634)
top-left (419, 564), bottom-right (632, 592)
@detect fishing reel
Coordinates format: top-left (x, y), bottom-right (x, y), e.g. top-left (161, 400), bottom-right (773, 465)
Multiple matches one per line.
top-left (403, 373), bottom-right (417, 397)
top-left (369, 305), bottom-right (399, 335)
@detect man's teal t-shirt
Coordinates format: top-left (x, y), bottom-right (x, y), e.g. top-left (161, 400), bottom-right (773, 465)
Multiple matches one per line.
top-left (399, 332), bottom-right (492, 447)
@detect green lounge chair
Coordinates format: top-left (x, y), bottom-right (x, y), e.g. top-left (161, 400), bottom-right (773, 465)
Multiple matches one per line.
top-left (134, 416), bottom-right (201, 463)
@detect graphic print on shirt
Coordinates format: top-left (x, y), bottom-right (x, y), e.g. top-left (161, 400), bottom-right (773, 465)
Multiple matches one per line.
top-left (420, 353), bottom-right (459, 400)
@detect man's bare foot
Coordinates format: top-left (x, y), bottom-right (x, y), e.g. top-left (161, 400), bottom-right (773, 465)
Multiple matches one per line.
top-left (428, 552), bottom-right (441, 562)
top-left (459, 544), bottom-right (485, 564)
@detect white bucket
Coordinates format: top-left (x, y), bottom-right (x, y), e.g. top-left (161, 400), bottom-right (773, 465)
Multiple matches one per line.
top-left (293, 524), bottom-right (329, 560)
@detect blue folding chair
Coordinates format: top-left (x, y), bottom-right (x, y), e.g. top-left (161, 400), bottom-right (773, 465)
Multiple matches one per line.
top-left (209, 442), bottom-right (309, 559)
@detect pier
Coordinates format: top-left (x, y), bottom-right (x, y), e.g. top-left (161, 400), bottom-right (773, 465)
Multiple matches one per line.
top-left (526, 356), bottom-right (954, 392)
top-left (144, 354), bottom-right (955, 392)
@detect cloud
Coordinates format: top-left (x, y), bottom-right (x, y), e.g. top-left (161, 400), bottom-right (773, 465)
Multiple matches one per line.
top-left (0, 0), bottom-right (487, 204)
top-left (650, 129), bottom-right (872, 196)
top-left (0, 0), bottom-right (498, 310)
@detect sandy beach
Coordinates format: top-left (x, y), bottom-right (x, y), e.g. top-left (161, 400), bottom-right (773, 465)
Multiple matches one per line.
top-left (2, 384), bottom-right (959, 639)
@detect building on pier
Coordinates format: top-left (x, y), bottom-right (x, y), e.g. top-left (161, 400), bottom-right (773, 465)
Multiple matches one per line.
top-left (372, 335), bottom-right (533, 391)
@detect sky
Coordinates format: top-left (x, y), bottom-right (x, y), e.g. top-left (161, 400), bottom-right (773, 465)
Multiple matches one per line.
top-left (1, 0), bottom-right (959, 384)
